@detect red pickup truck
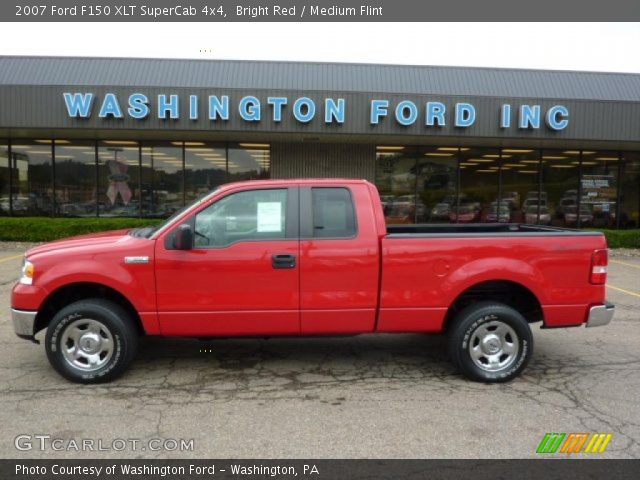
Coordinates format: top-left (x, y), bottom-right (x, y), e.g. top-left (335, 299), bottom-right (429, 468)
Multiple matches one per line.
top-left (11, 179), bottom-right (614, 384)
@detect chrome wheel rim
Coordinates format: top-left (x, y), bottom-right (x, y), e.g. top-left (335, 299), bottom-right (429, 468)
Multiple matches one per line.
top-left (468, 319), bottom-right (519, 372)
top-left (60, 318), bottom-right (114, 371)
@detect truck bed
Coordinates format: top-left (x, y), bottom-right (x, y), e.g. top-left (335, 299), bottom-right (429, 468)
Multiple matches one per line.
top-left (386, 223), bottom-right (602, 237)
top-left (379, 222), bottom-right (607, 332)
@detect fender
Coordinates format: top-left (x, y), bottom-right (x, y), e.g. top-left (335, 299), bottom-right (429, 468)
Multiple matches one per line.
top-left (35, 259), bottom-right (156, 313)
top-left (441, 256), bottom-right (547, 307)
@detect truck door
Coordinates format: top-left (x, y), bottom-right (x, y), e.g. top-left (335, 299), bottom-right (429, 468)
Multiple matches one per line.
top-left (299, 185), bottom-right (380, 334)
top-left (155, 186), bottom-right (300, 336)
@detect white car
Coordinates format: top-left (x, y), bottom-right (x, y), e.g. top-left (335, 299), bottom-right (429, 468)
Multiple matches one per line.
top-left (525, 206), bottom-right (551, 225)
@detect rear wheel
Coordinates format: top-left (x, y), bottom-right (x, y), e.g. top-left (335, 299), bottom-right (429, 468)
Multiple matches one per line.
top-left (45, 299), bottom-right (138, 383)
top-left (448, 302), bottom-right (533, 382)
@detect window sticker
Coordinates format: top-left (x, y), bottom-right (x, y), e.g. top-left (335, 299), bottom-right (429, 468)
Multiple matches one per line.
top-left (257, 202), bottom-right (282, 232)
top-left (225, 216), bottom-right (238, 231)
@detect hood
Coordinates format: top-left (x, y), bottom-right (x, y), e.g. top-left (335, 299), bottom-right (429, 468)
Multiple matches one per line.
top-left (26, 229), bottom-right (133, 258)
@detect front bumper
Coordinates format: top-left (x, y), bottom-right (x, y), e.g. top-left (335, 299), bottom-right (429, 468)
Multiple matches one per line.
top-left (11, 308), bottom-right (38, 340)
top-left (586, 301), bottom-right (615, 328)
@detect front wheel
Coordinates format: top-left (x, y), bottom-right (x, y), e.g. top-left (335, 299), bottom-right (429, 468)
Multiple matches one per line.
top-left (45, 299), bottom-right (138, 383)
top-left (448, 302), bottom-right (533, 382)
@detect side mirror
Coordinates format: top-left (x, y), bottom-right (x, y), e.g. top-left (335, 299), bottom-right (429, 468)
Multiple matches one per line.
top-left (173, 224), bottom-right (194, 250)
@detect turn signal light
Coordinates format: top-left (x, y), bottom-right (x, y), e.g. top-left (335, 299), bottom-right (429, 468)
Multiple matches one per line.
top-left (590, 249), bottom-right (608, 285)
top-left (19, 258), bottom-right (35, 285)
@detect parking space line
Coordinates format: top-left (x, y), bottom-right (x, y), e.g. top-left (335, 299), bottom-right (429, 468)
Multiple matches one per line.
top-left (0, 254), bottom-right (23, 264)
top-left (610, 259), bottom-right (640, 270)
top-left (607, 284), bottom-right (640, 298)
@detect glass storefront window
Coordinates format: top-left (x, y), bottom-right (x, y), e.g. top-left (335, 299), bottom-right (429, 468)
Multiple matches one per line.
top-left (500, 149), bottom-right (542, 224)
top-left (3, 139), bottom-right (278, 219)
top-left (375, 146), bottom-right (417, 224)
top-left (458, 147), bottom-right (499, 223)
top-left (228, 143), bottom-right (270, 182)
top-left (417, 147), bottom-right (458, 223)
top-left (98, 141), bottom-right (140, 217)
top-left (619, 152), bottom-right (640, 229)
top-left (142, 142), bottom-right (184, 218)
top-left (10, 140), bottom-right (54, 216)
top-left (184, 142), bottom-right (227, 202)
top-left (541, 149), bottom-right (580, 227)
top-left (0, 142), bottom-right (8, 216)
top-left (580, 151), bottom-right (619, 228)
top-left (54, 140), bottom-right (97, 217)
top-left (0, 139), bottom-right (634, 230)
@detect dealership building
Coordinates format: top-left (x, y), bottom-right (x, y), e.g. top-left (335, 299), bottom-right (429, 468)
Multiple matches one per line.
top-left (0, 55), bottom-right (639, 228)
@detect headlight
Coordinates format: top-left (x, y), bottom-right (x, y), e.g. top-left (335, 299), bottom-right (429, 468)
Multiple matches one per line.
top-left (19, 258), bottom-right (34, 285)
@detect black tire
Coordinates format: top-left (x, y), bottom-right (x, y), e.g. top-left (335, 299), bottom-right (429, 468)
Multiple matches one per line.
top-left (447, 301), bottom-right (533, 383)
top-left (45, 299), bottom-right (138, 384)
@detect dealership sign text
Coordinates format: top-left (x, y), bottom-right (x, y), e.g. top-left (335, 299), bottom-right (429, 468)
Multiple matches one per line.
top-left (63, 93), bottom-right (570, 130)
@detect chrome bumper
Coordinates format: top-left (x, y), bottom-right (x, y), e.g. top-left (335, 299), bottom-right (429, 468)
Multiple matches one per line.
top-left (11, 308), bottom-right (37, 339)
top-left (586, 302), bottom-right (615, 328)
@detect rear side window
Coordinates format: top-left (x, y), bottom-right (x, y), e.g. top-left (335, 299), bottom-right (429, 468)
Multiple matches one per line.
top-left (311, 188), bottom-right (356, 238)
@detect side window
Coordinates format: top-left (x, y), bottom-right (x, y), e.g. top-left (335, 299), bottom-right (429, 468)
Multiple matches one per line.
top-left (194, 189), bottom-right (288, 247)
top-left (311, 188), bottom-right (357, 238)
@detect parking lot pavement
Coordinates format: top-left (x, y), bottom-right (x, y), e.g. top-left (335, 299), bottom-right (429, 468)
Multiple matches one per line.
top-left (0, 248), bottom-right (638, 459)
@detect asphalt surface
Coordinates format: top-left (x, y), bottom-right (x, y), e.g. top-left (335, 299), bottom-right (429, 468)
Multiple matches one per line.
top-left (0, 246), bottom-right (638, 459)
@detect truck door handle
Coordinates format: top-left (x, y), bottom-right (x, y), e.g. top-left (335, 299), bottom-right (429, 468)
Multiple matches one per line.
top-left (272, 253), bottom-right (296, 269)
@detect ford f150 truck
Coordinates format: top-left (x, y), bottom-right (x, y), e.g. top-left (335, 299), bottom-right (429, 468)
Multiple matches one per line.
top-left (11, 179), bottom-right (614, 383)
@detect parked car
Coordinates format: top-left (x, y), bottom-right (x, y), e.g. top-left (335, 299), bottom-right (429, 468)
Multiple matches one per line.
top-left (556, 196), bottom-right (578, 219)
top-left (6, 196), bottom-right (30, 213)
top-left (524, 206), bottom-right (552, 225)
top-left (449, 203), bottom-right (481, 223)
top-left (484, 203), bottom-right (512, 223)
top-left (383, 196), bottom-right (414, 224)
top-left (12, 179), bottom-right (613, 384)
top-left (430, 202), bottom-right (451, 221)
top-left (564, 205), bottom-right (594, 226)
